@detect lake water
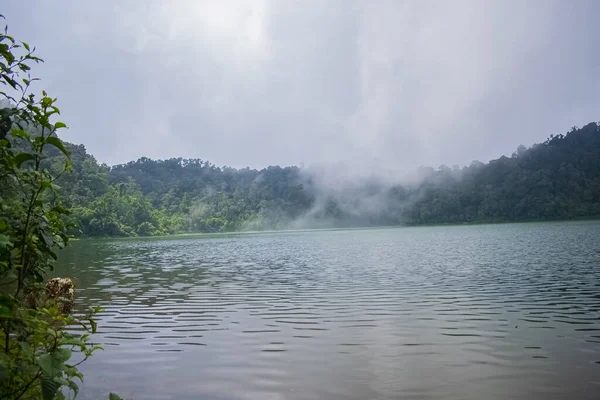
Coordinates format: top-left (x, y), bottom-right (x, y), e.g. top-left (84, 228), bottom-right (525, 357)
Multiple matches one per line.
top-left (57, 222), bottom-right (600, 400)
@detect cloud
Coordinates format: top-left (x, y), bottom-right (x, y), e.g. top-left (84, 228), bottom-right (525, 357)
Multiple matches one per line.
top-left (118, 0), bottom-right (272, 65)
top-left (3, 1), bottom-right (600, 171)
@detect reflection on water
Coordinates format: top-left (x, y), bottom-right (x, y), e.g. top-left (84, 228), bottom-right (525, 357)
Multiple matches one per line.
top-left (57, 222), bottom-right (600, 400)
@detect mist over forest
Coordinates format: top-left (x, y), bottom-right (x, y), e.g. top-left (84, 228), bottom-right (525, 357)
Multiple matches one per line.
top-left (4, 2), bottom-right (600, 238)
top-left (44, 121), bottom-right (600, 237)
top-left (3, 3), bottom-right (600, 399)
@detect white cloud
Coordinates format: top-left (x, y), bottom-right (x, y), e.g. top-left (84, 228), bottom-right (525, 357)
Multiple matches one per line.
top-left (3, 0), bottom-right (599, 170)
top-left (119, 0), bottom-right (272, 66)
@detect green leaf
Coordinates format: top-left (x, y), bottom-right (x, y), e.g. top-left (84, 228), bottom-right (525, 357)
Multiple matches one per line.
top-left (45, 136), bottom-right (70, 158)
top-left (64, 365), bottom-right (83, 381)
top-left (0, 234), bottom-right (11, 250)
top-left (41, 374), bottom-right (60, 400)
top-left (10, 128), bottom-right (29, 139)
top-left (22, 41), bottom-right (30, 51)
top-left (54, 121), bottom-right (66, 129)
top-left (1, 74), bottom-right (18, 90)
top-left (14, 152), bottom-right (36, 167)
top-left (68, 380), bottom-right (79, 397)
top-left (89, 318), bottom-right (97, 334)
top-left (55, 347), bottom-right (72, 363)
top-left (37, 348), bottom-right (72, 376)
top-left (37, 354), bottom-right (55, 376)
top-left (3, 51), bottom-right (14, 65)
top-left (109, 393), bottom-right (124, 400)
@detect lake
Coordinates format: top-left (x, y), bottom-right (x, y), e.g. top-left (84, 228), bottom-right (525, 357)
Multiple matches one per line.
top-left (57, 221), bottom-right (600, 400)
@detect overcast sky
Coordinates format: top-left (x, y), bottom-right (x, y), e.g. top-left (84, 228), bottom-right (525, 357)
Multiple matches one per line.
top-left (4, 1), bottom-right (600, 171)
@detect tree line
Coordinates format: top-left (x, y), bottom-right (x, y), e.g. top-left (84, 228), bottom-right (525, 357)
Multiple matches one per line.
top-left (46, 122), bottom-right (600, 237)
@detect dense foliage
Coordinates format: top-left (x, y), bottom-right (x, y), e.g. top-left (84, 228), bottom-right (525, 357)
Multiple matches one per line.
top-left (408, 124), bottom-right (600, 224)
top-left (52, 122), bottom-right (600, 237)
top-left (0, 18), bottom-right (103, 400)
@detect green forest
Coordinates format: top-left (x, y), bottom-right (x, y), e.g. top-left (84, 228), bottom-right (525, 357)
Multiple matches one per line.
top-left (1, 9), bottom-right (598, 400)
top-left (43, 121), bottom-right (600, 237)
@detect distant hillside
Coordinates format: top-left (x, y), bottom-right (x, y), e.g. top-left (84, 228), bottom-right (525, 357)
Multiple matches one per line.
top-left (51, 122), bottom-right (600, 236)
top-left (409, 122), bottom-right (600, 223)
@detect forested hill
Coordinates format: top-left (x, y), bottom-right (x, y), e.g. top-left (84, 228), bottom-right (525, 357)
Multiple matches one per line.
top-left (53, 122), bottom-right (600, 236)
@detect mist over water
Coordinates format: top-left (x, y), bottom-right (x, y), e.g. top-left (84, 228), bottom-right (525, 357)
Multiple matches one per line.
top-left (2, 3), bottom-right (600, 400)
top-left (235, 162), bottom-right (431, 231)
top-left (58, 221), bottom-right (600, 400)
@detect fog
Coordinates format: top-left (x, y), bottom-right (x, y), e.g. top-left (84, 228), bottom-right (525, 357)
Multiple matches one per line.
top-left (4, 1), bottom-right (600, 174)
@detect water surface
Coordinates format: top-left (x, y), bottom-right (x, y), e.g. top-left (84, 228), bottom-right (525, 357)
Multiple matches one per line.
top-left (57, 222), bottom-right (600, 400)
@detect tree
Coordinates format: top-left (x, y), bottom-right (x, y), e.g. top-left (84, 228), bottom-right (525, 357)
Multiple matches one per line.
top-left (0, 17), bottom-right (100, 399)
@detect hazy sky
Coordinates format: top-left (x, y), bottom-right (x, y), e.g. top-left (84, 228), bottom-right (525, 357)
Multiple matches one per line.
top-left (4, 1), bottom-right (600, 170)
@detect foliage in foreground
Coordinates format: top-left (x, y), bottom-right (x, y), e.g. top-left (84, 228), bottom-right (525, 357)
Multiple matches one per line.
top-left (0, 17), bottom-right (103, 399)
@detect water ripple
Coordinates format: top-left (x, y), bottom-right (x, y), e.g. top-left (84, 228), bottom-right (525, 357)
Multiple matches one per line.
top-left (57, 222), bottom-right (600, 400)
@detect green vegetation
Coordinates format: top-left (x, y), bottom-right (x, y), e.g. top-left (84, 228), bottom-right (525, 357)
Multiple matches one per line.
top-left (1, 8), bottom-right (596, 400)
top-left (50, 123), bottom-right (600, 236)
top-left (408, 124), bottom-right (600, 224)
top-left (50, 148), bottom-right (315, 236)
top-left (0, 18), bottom-right (103, 400)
